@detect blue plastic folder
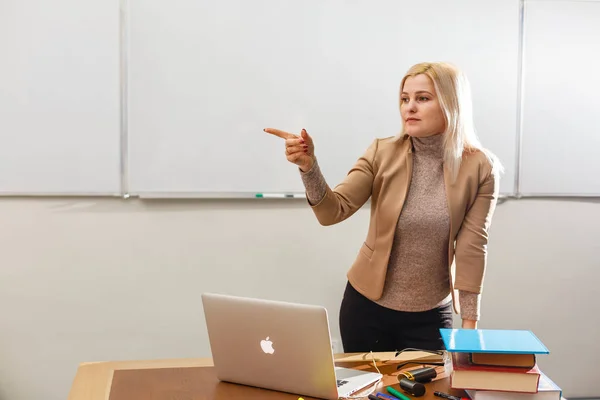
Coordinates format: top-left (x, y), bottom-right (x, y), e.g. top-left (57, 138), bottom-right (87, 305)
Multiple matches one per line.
top-left (439, 328), bottom-right (550, 354)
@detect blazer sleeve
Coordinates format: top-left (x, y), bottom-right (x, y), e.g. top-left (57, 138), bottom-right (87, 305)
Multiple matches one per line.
top-left (453, 159), bottom-right (500, 294)
top-left (307, 139), bottom-right (378, 226)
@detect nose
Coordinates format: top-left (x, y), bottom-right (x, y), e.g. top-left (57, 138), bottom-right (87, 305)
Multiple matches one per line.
top-left (406, 99), bottom-right (417, 113)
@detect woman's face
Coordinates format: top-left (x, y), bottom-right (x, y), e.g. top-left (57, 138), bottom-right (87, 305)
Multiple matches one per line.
top-left (400, 74), bottom-right (446, 137)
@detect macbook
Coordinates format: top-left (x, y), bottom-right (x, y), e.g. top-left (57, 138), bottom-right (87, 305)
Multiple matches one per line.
top-left (201, 292), bottom-right (382, 399)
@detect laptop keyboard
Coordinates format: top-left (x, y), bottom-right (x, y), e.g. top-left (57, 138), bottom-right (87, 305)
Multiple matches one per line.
top-left (337, 380), bottom-right (349, 387)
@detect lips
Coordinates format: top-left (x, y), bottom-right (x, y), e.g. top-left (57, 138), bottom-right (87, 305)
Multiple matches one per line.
top-left (406, 118), bottom-right (420, 122)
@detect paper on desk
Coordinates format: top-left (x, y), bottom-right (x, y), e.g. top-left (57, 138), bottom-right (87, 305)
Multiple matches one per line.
top-left (334, 351), bottom-right (443, 363)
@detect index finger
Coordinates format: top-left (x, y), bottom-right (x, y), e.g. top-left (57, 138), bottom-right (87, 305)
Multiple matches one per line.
top-left (264, 128), bottom-right (297, 140)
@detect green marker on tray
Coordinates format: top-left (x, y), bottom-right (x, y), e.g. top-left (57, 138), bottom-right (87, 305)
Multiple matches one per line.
top-left (387, 386), bottom-right (411, 400)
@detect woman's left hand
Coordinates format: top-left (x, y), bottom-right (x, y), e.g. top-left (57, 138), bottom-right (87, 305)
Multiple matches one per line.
top-left (462, 319), bottom-right (477, 329)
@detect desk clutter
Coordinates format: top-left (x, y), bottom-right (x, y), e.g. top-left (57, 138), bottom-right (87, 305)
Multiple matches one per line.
top-left (440, 328), bottom-right (563, 400)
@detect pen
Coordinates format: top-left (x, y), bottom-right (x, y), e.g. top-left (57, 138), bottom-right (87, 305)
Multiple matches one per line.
top-left (255, 193), bottom-right (305, 199)
top-left (387, 386), bottom-right (411, 400)
top-left (375, 392), bottom-right (399, 400)
top-left (434, 391), bottom-right (466, 400)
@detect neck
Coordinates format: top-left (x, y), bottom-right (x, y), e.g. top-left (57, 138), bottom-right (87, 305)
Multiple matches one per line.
top-left (411, 133), bottom-right (444, 159)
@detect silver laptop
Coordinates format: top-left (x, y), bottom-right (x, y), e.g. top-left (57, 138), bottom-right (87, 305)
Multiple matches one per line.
top-left (201, 292), bottom-right (382, 399)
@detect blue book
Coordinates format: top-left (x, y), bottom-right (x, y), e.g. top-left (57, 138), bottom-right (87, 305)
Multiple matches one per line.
top-left (439, 328), bottom-right (550, 354)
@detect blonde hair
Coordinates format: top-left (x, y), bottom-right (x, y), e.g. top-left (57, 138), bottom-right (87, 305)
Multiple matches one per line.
top-left (396, 62), bottom-right (503, 180)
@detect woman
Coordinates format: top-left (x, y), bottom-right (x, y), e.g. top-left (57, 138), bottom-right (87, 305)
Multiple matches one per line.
top-left (264, 62), bottom-right (501, 353)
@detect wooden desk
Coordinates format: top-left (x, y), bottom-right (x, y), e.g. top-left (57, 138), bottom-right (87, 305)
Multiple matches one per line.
top-left (67, 352), bottom-right (466, 400)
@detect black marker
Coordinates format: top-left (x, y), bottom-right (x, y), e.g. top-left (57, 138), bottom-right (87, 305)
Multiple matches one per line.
top-left (434, 391), bottom-right (466, 400)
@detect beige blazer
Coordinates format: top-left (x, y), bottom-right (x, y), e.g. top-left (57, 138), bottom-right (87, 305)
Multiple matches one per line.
top-left (308, 135), bottom-right (500, 314)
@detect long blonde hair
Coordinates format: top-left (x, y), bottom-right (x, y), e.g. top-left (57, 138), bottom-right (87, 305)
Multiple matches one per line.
top-left (396, 62), bottom-right (503, 180)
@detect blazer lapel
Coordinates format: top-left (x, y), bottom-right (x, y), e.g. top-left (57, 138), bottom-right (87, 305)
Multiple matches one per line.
top-left (443, 160), bottom-right (459, 309)
top-left (443, 162), bottom-right (458, 241)
top-left (376, 138), bottom-right (413, 239)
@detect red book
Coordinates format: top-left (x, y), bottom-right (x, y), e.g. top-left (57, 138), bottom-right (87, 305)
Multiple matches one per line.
top-left (469, 352), bottom-right (537, 368)
top-left (450, 352), bottom-right (541, 393)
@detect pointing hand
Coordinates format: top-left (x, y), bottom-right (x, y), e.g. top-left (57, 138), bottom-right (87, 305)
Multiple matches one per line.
top-left (264, 128), bottom-right (316, 172)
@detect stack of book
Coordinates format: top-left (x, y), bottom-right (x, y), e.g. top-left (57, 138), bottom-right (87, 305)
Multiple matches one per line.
top-left (439, 328), bottom-right (562, 400)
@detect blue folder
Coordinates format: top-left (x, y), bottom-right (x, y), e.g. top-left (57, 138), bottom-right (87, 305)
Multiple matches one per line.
top-left (439, 328), bottom-right (550, 354)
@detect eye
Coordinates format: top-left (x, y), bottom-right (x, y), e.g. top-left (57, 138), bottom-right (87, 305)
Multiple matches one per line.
top-left (418, 96), bottom-right (429, 101)
top-left (400, 97), bottom-right (409, 103)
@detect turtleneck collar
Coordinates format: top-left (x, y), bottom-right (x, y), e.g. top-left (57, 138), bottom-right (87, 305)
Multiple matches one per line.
top-left (410, 133), bottom-right (444, 159)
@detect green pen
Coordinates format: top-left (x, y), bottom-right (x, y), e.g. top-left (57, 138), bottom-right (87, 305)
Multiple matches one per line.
top-left (387, 386), bottom-right (411, 400)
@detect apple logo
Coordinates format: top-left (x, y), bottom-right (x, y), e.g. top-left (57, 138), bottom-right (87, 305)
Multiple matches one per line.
top-left (260, 336), bottom-right (275, 354)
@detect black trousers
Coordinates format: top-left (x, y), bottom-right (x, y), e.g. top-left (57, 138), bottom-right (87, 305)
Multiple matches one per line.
top-left (339, 281), bottom-right (453, 353)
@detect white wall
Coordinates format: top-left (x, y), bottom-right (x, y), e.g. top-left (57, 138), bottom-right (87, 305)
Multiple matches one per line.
top-left (0, 197), bottom-right (598, 400)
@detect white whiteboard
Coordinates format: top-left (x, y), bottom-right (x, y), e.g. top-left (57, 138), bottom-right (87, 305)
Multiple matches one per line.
top-left (0, 0), bottom-right (121, 195)
top-left (128, 0), bottom-right (520, 197)
top-left (520, 0), bottom-right (600, 196)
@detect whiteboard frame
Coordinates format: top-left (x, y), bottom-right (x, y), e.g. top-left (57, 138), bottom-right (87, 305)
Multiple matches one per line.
top-left (0, 0), bottom-right (125, 198)
top-left (119, 0), bottom-right (130, 197)
top-left (135, 192), bottom-right (306, 199)
top-left (517, 193), bottom-right (600, 197)
top-left (515, 0), bottom-right (600, 198)
top-left (513, 0), bottom-right (526, 198)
